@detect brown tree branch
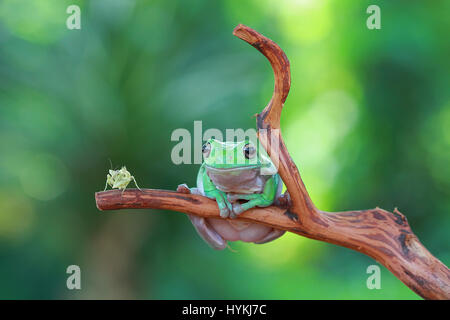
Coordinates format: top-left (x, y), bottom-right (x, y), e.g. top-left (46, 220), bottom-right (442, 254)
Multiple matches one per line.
top-left (95, 25), bottom-right (450, 300)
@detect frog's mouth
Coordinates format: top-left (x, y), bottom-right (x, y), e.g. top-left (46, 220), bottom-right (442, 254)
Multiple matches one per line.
top-left (204, 165), bottom-right (265, 193)
top-left (205, 164), bottom-right (260, 172)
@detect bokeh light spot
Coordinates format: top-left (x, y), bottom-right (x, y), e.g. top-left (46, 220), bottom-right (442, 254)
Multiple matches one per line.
top-left (0, 191), bottom-right (35, 241)
top-left (277, 0), bottom-right (332, 44)
top-left (0, 0), bottom-right (69, 44)
top-left (19, 154), bottom-right (69, 201)
top-left (285, 90), bottom-right (359, 208)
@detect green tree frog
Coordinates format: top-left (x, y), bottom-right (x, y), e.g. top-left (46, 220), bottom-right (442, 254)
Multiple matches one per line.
top-left (186, 139), bottom-right (285, 250)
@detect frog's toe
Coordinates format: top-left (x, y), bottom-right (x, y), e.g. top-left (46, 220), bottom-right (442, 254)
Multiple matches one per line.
top-left (231, 203), bottom-right (245, 218)
top-left (176, 184), bottom-right (191, 194)
top-left (219, 206), bottom-right (231, 218)
top-left (218, 198), bottom-right (233, 218)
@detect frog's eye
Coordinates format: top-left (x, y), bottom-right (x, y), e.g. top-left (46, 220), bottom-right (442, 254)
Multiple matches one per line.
top-left (202, 142), bottom-right (211, 158)
top-left (243, 144), bottom-right (256, 159)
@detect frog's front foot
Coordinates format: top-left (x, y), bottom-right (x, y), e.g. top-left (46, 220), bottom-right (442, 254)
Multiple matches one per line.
top-left (209, 190), bottom-right (233, 218)
top-left (176, 183), bottom-right (191, 194)
top-left (218, 202), bottom-right (232, 218)
top-left (231, 203), bottom-right (245, 218)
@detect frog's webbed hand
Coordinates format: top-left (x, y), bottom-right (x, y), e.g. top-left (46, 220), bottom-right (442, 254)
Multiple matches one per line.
top-left (230, 177), bottom-right (277, 218)
top-left (206, 189), bottom-right (232, 218)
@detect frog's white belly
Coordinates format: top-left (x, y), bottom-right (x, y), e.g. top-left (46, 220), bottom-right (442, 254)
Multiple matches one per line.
top-left (214, 176), bottom-right (265, 194)
top-left (205, 167), bottom-right (267, 194)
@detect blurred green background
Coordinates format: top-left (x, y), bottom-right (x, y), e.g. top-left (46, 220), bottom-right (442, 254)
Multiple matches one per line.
top-left (0, 0), bottom-right (448, 299)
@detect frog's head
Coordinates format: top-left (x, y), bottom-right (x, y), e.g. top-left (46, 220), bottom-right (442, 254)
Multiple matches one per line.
top-left (202, 139), bottom-right (277, 176)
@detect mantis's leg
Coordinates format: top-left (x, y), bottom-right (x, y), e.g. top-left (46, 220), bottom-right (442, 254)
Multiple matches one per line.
top-left (132, 176), bottom-right (142, 191)
top-left (104, 174), bottom-right (113, 191)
